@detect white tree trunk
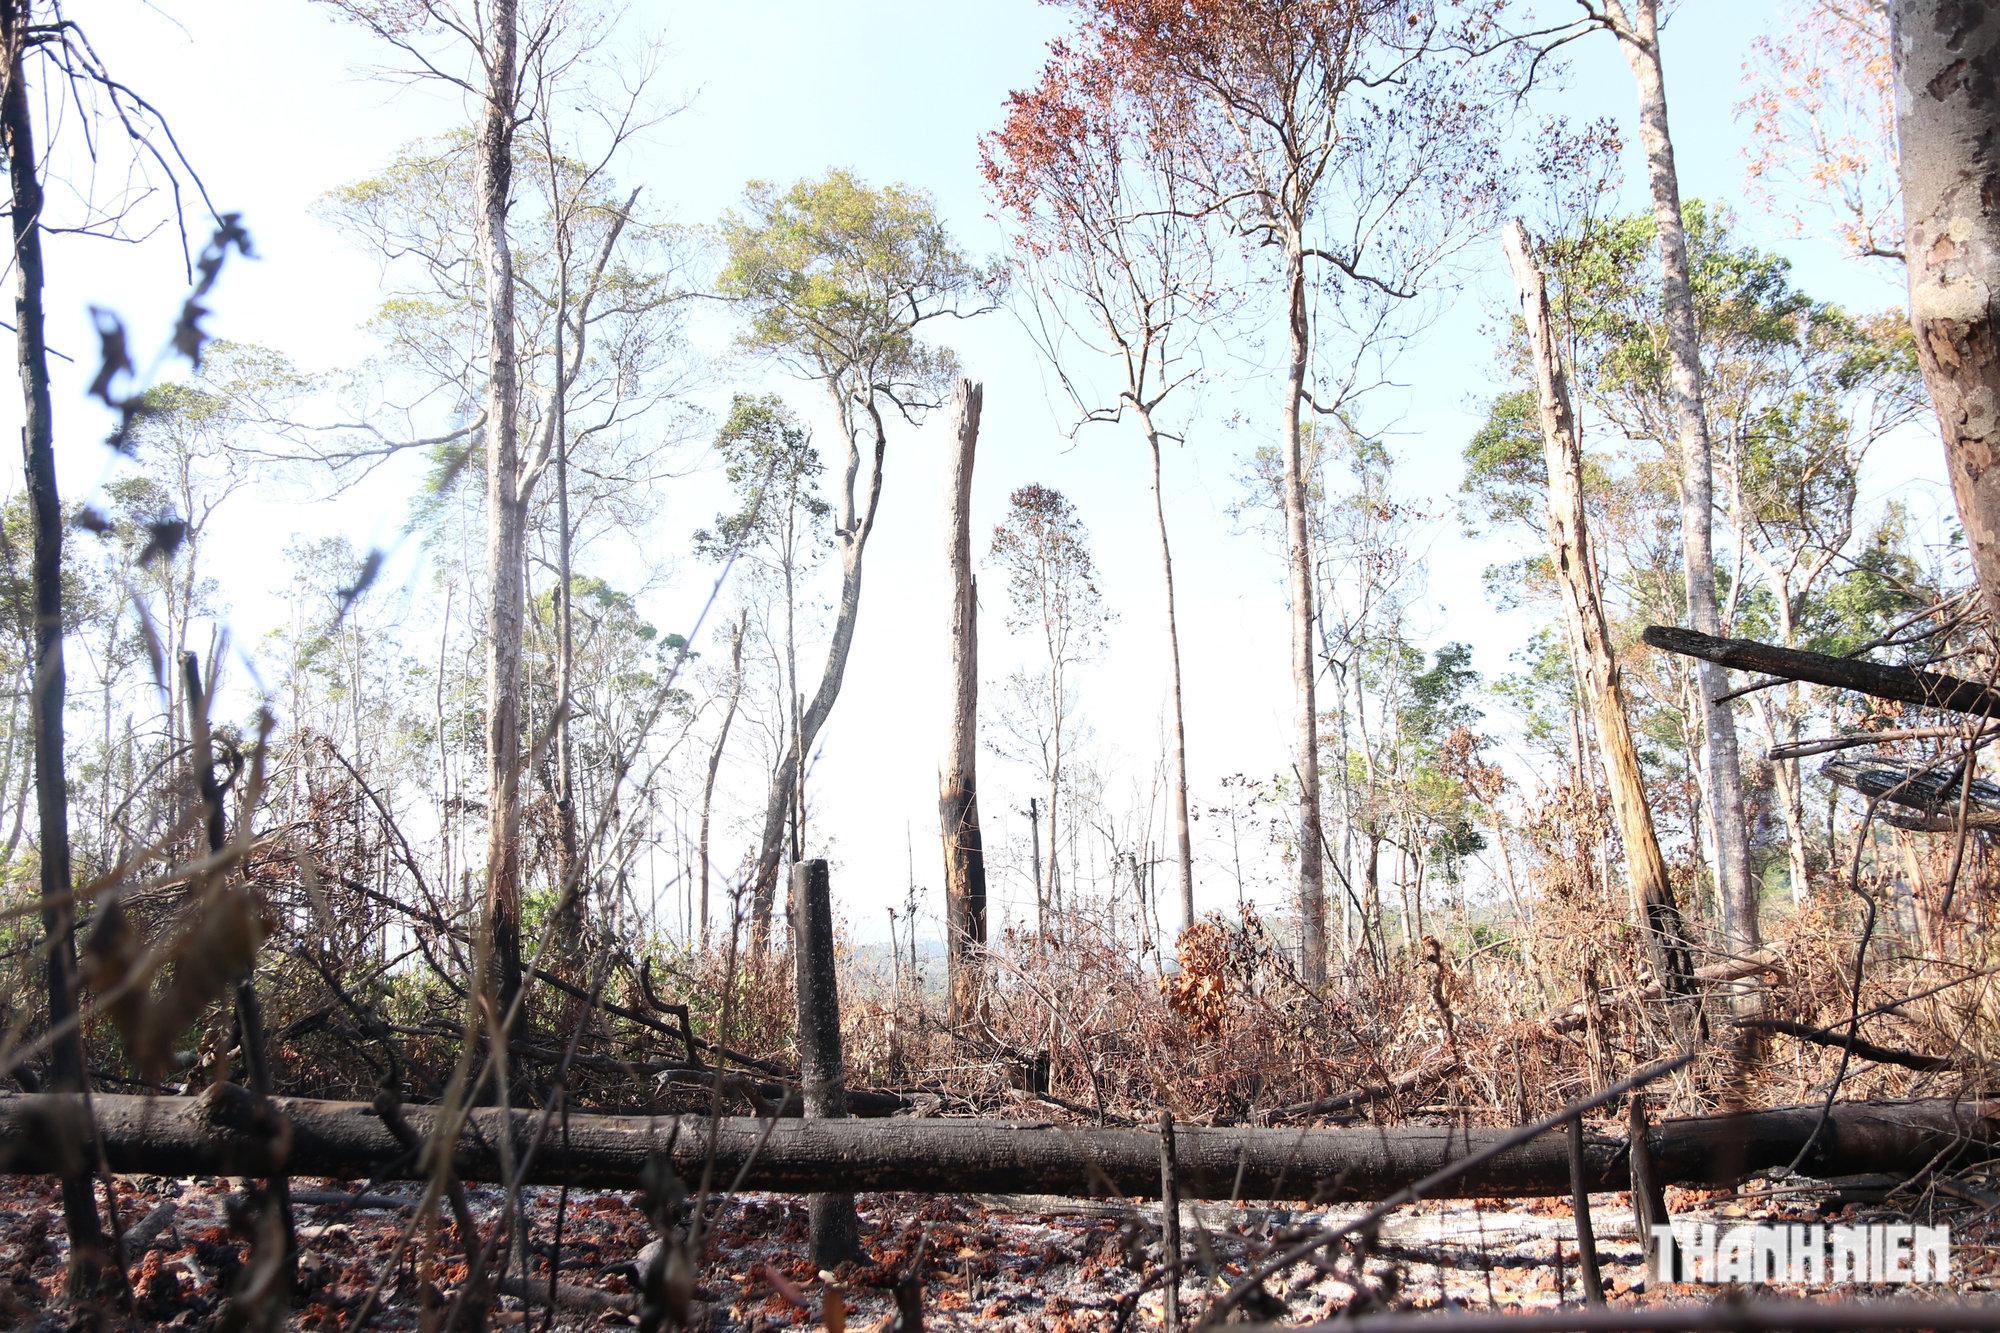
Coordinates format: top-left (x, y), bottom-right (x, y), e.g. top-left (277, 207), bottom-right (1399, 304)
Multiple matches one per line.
top-left (1608, 0), bottom-right (1758, 957)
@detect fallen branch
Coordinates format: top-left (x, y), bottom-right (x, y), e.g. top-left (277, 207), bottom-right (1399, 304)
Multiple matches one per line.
top-left (1264, 1059), bottom-right (1458, 1125)
top-left (491, 1275), bottom-right (637, 1315)
top-left (1770, 724), bottom-right (2000, 760)
top-left (3, 1085), bottom-right (1992, 1201)
top-left (1643, 625), bottom-right (2000, 718)
top-left (528, 965), bottom-right (791, 1079)
top-left (1543, 951), bottom-right (1787, 1034)
top-left (1736, 1018), bottom-right (1954, 1072)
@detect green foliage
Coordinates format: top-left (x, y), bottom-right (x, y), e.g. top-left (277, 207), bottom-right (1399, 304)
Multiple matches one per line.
top-left (718, 170), bottom-right (1000, 410)
top-left (693, 394), bottom-right (830, 566)
top-left (1405, 642), bottom-right (1481, 747)
top-left (1461, 388), bottom-right (1545, 532)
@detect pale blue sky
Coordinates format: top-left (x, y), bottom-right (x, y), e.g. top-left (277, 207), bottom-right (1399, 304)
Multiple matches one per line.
top-left (20, 1), bottom-right (1952, 940)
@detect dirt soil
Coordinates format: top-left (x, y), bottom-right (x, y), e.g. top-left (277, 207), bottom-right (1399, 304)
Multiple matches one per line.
top-left (2, 1172), bottom-right (1997, 1329)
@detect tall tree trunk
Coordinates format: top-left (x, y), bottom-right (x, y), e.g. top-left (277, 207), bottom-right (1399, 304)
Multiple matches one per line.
top-left (1606, 0), bottom-right (1758, 958)
top-left (938, 380), bottom-right (987, 1017)
top-left (1502, 221), bottom-right (1693, 993)
top-left (1136, 405), bottom-right (1195, 932)
top-left (749, 400), bottom-right (888, 944)
top-left (552, 260), bottom-right (581, 947)
top-left (475, 0), bottom-right (525, 1021)
top-left (1046, 694), bottom-right (1062, 931)
top-left (1891, 2), bottom-right (2000, 625)
top-left (1281, 242), bottom-right (1327, 987)
top-left (2, 1), bottom-right (104, 1284)
top-left (697, 616), bottom-right (746, 944)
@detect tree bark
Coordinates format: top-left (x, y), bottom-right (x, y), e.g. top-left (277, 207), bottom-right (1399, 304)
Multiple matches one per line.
top-left (748, 398), bottom-right (888, 944)
top-left (791, 859), bottom-right (856, 1264)
top-left (1282, 243), bottom-right (1327, 987)
top-left (1, 0), bottom-right (104, 1282)
top-left (938, 380), bottom-right (987, 1014)
top-left (1136, 406), bottom-right (1196, 933)
top-left (1641, 625), bottom-right (2000, 718)
top-left (181, 653), bottom-right (296, 1287)
top-left (1502, 222), bottom-right (1692, 993)
top-left (5, 1089), bottom-right (1992, 1201)
top-left (697, 617), bottom-right (745, 944)
top-left (552, 272), bottom-right (580, 946)
top-left (475, 0), bottom-right (526, 1021)
top-left (1606, 0), bottom-right (1758, 958)
top-left (1892, 1), bottom-right (2000, 626)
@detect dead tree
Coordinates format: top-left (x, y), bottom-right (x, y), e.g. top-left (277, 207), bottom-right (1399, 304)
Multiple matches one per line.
top-left (1642, 626), bottom-right (2000, 718)
top-left (1501, 221), bottom-right (1691, 992)
top-left (1891, 1), bottom-right (2000, 625)
top-left (938, 379), bottom-right (987, 1015)
top-left (792, 859), bottom-right (856, 1264)
top-left (5, 1090), bottom-right (1992, 1201)
top-left (2, 0), bottom-right (104, 1282)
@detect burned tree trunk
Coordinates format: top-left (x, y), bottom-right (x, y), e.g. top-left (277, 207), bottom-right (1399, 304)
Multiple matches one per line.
top-left (1892, 1), bottom-right (2000, 625)
top-left (938, 379), bottom-right (987, 1015)
top-left (1502, 222), bottom-right (1691, 992)
top-left (1, 0), bottom-right (104, 1283)
top-left (1642, 625), bottom-right (2000, 718)
top-left (4, 1090), bottom-right (1991, 1201)
top-left (791, 859), bottom-right (856, 1264)
top-left (182, 654), bottom-right (294, 1284)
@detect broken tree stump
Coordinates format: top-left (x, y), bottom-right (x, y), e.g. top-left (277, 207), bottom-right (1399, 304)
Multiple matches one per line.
top-left (793, 858), bottom-right (857, 1265)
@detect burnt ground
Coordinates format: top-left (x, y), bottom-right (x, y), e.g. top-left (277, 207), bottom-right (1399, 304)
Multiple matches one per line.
top-left (2, 1172), bottom-right (1997, 1329)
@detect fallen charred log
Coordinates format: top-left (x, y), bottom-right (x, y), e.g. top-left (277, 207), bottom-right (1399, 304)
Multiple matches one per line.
top-left (1642, 625), bottom-right (2000, 719)
top-left (2, 1087), bottom-right (1992, 1202)
top-left (1735, 1018), bottom-right (1955, 1072)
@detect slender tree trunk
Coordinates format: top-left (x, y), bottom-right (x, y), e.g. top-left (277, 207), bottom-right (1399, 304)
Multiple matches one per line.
top-left (1135, 406), bottom-right (1195, 932)
top-left (1502, 220), bottom-right (1692, 993)
top-left (552, 270), bottom-right (581, 947)
top-left (938, 380), bottom-right (987, 1016)
top-left (1047, 710), bottom-right (1062, 931)
top-left (1607, 0), bottom-right (1757, 958)
top-left (697, 617), bottom-right (746, 945)
top-left (2, 3), bottom-right (104, 1283)
top-left (1028, 796), bottom-right (1043, 931)
top-left (749, 402), bottom-right (887, 943)
top-left (1281, 242), bottom-right (1327, 986)
top-left (476, 0), bottom-right (525, 1021)
top-left (1891, 2), bottom-right (2000, 625)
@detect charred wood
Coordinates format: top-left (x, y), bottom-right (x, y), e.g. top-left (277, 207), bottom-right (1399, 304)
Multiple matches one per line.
top-left (2, 1087), bottom-right (1992, 1201)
